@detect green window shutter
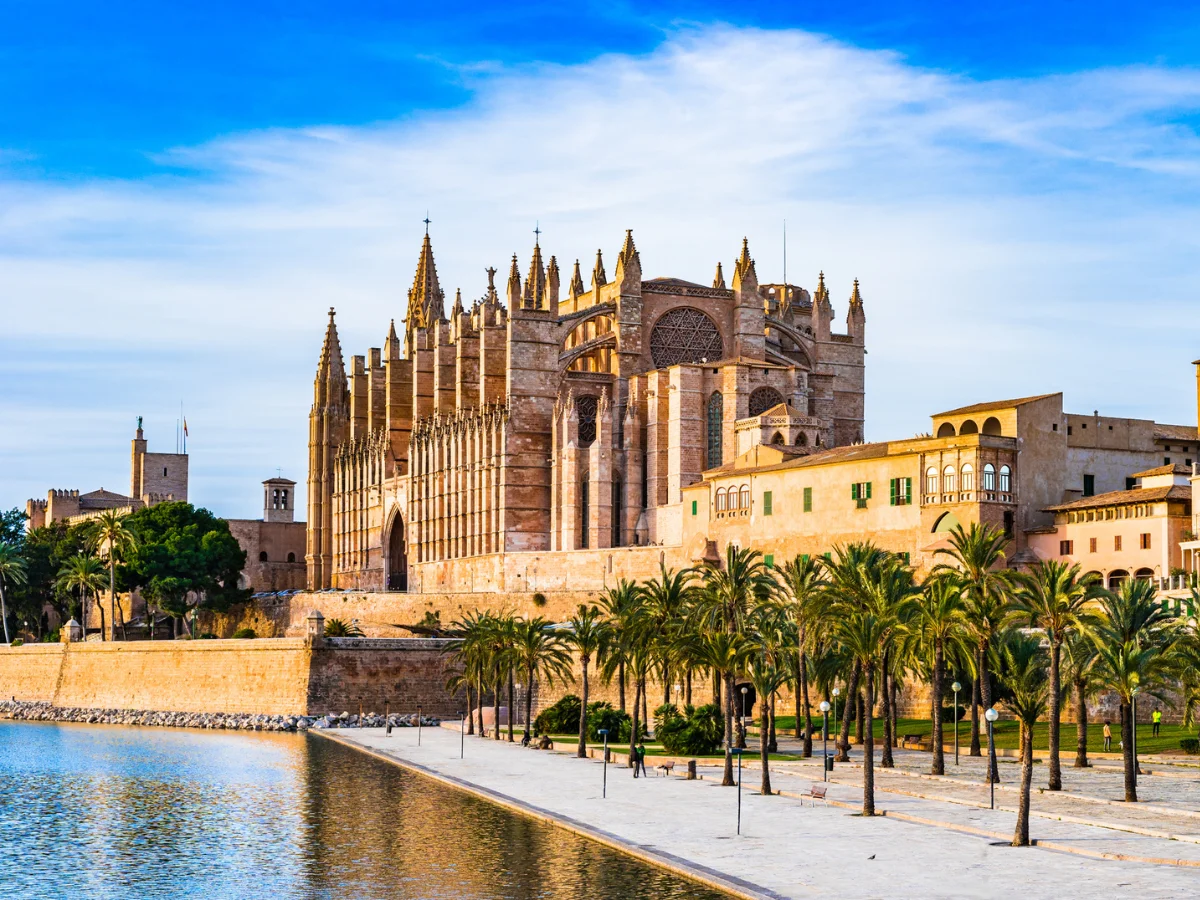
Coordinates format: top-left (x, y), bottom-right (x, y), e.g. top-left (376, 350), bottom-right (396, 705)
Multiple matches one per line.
top-left (851, 483), bottom-right (858, 500)
top-left (803, 487), bottom-right (812, 512)
top-left (905, 477), bottom-right (912, 504)
top-left (866, 481), bottom-right (872, 500)
top-left (823, 552), bottom-right (832, 561)
top-left (764, 553), bottom-right (774, 568)
top-left (763, 491), bottom-right (773, 515)
top-left (889, 478), bottom-right (896, 506)
top-left (691, 500), bottom-right (697, 516)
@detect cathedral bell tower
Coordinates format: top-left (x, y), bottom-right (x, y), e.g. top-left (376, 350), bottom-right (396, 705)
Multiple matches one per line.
top-left (306, 307), bottom-right (349, 590)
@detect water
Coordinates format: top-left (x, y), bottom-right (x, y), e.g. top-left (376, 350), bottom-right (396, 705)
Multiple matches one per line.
top-left (0, 722), bottom-right (729, 899)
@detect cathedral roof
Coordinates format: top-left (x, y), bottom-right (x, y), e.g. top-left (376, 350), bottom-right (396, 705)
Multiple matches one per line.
top-left (646, 277), bottom-right (708, 289)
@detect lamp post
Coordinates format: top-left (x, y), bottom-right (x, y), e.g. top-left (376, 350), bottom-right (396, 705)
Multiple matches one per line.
top-left (1132, 686), bottom-right (1140, 779)
top-left (674, 683), bottom-right (682, 709)
top-left (460, 710), bottom-right (465, 758)
top-left (984, 708), bottom-right (999, 809)
top-left (733, 747), bottom-right (744, 835)
top-left (385, 700), bottom-right (392, 738)
top-left (516, 682), bottom-right (523, 732)
top-left (598, 728), bottom-right (609, 798)
top-left (740, 686), bottom-right (749, 750)
top-left (951, 681), bottom-right (962, 766)
top-left (417, 704), bottom-right (423, 746)
top-left (832, 686), bottom-right (840, 746)
top-left (819, 700), bottom-right (831, 782)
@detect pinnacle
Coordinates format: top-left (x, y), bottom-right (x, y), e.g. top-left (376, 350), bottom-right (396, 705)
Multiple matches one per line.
top-left (712, 262), bottom-right (726, 290)
top-left (569, 259), bottom-right (586, 298)
top-left (592, 249), bottom-right (607, 289)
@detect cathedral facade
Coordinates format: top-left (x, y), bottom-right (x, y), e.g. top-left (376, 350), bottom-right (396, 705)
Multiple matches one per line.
top-left (306, 229), bottom-right (866, 592)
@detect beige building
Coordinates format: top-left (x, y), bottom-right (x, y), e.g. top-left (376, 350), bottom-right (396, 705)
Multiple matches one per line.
top-left (227, 477), bottom-right (307, 594)
top-left (307, 229), bottom-right (867, 592)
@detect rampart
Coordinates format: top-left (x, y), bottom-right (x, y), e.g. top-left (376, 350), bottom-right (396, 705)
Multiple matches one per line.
top-left (0, 638), bottom-right (462, 718)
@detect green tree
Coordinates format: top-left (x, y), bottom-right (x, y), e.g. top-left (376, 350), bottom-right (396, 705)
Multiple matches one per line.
top-left (598, 579), bottom-right (639, 712)
top-left (122, 502), bottom-right (248, 637)
top-left (56, 554), bottom-right (106, 640)
top-left (0, 542), bottom-right (29, 643)
top-left (637, 564), bottom-right (696, 705)
top-left (1012, 559), bottom-right (1101, 790)
top-left (87, 510), bottom-right (138, 641)
top-left (0, 508), bottom-right (26, 547)
top-left (996, 631), bottom-right (1050, 846)
top-left (566, 604), bottom-right (613, 757)
top-left (778, 553), bottom-right (826, 755)
top-left (917, 574), bottom-right (968, 775)
top-left (324, 618), bottom-right (364, 637)
top-left (511, 617), bottom-right (574, 743)
top-left (1063, 630), bottom-right (1102, 769)
top-left (747, 651), bottom-right (788, 796)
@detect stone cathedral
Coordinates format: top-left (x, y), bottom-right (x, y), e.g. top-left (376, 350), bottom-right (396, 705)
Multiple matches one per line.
top-left (306, 229), bottom-right (865, 593)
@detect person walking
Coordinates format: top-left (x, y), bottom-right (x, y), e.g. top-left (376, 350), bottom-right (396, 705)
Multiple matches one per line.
top-left (1103, 720), bottom-right (1112, 752)
top-left (634, 742), bottom-right (648, 778)
top-left (1152, 708), bottom-right (1162, 737)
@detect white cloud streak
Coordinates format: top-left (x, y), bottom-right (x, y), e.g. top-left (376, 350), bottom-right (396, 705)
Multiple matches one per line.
top-left (3, 25), bottom-right (1200, 517)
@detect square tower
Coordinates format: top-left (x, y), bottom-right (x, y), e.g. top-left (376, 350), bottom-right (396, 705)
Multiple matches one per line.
top-left (264, 477), bottom-right (296, 523)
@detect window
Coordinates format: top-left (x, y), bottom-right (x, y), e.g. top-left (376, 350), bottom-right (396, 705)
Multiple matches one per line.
top-left (889, 477), bottom-right (912, 506)
top-left (1114, 535), bottom-right (1122, 551)
top-left (763, 491), bottom-right (773, 516)
top-left (580, 480), bottom-right (590, 548)
top-left (1053, 423), bottom-right (1058, 431)
top-left (1126, 477), bottom-right (1136, 491)
top-left (691, 500), bottom-right (698, 516)
top-left (259, 551), bottom-right (269, 562)
top-left (1140, 533), bottom-right (1151, 550)
top-left (983, 464), bottom-right (996, 491)
top-left (706, 392), bottom-right (723, 469)
top-left (163, 467), bottom-right (168, 476)
top-left (803, 487), bottom-right (812, 513)
top-left (961, 464), bottom-right (974, 491)
top-left (1067, 426), bottom-right (1073, 435)
top-left (851, 481), bottom-right (872, 508)
top-left (1164, 457), bottom-right (1172, 465)
top-left (899, 552), bottom-right (911, 565)
top-left (576, 395), bottom-right (598, 445)
top-left (1059, 540), bottom-right (1073, 556)
top-left (739, 485), bottom-right (751, 510)
top-left (764, 553), bottom-right (775, 568)
top-left (1003, 510), bottom-right (1014, 538)
top-left (999, 465), bottom-right (1012, 493)
top-left (613, 477), bottom-right (624, 547)
top-left (287, 552), bottom-right (296, 563)
top-left (1083, 474), bottom-right (1095, 497)
top-left (716, 488), bottom-right (727, 512)
top-left (942, 465), bottom-right (956, 493)
top-left (925, 467), bottom-right (939, 495)
top-left (1089, 537), bottom-right (1097, 553)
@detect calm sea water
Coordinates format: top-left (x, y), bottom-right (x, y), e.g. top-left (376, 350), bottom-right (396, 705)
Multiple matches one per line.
top-left (0, 722), bottom-right (727, 900)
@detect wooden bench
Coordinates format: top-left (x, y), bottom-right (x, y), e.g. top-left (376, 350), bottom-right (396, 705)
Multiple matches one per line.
top-left (902, 734), bottom-right (930, 750)
top-left (656, 761), bottom-right (675, 777)
top-left (806, 783), bottom-right (829, 806)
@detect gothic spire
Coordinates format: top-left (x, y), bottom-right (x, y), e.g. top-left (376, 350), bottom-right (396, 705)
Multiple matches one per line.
top-left (849, 278), bottom-right (863, 307)
top-left (591, 249), bottom-right (607, 289)
top-left (507, 254), bottom-right (522, 307)
top-left (384, 318), bottom-right (400, 360)
top-left (569, 259), bottom-right (585, 300)
top-left (452, 288), bottom-right (463, 317)
top-left (316, 307), bottom-right (347, 394)
top-left (734, 237), bottom-right (755, 280)
top-left (617, 229), bottom-right (638, 268)
top-left (712, 262), bottom-right (726, 290)
top-left (546, 255), bottom-right (560, 307)
top-left (404, 231), bottom-right (445, 344)
top-left (523, 241), bottom-right (547, 309)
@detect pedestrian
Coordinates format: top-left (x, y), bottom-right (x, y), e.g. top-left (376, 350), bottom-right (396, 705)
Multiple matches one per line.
top-left (1152, 707), bottom-right (1162, 737)
top-left (1103, 720), bottom-right (1112, 752)
top-left (632, 743), bottom-right (641, 778)
top-left (636, 742), bottom-right (648, 778)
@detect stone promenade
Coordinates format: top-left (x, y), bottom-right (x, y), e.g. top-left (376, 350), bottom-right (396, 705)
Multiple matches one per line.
top-left (320, 725), bottom-right (1200, 899)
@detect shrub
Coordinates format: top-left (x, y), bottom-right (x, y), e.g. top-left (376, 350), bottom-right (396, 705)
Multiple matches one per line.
top-left (587, 702), bottom-right (646, 743)
top-left (323, 618), bottom-right (363, 637)
top-left (656, 703), bottom-right (724, 756)
top-left (941, 705), bottom-right (968, 723)
top-left (531, 592), bottom-right (548, 608)
top-left (1180, 737), bottom-right (1199, 755)
top-left (198, 633), bottom-right (217, 640)
top-left (534, 694), bottom-right (582, 735)
top-left (231, 627), bottom-right (257, 639)
top-left (9, 638), bottom-right (23, 647)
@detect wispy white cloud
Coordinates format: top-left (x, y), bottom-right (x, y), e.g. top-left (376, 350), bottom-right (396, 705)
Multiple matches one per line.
top-left (3, 25), bottom-right (1200, 517)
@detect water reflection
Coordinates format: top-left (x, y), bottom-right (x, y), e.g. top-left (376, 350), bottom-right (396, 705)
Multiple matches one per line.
top-left (0, 723), bottom-right (728, 899)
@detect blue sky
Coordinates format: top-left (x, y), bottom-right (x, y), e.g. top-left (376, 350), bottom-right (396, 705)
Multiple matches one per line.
top-left (3, 2), bottom-right (1200, 517)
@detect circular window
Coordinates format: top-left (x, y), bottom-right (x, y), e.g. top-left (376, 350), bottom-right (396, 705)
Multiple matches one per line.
top-left (749, 387), bottom-right (784, 416)
top-left (649, 308), bottom-right (724, 369)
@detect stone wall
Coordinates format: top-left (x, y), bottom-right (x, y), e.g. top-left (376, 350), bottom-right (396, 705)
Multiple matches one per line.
top-left (0, 638), bottom-right (461, 718)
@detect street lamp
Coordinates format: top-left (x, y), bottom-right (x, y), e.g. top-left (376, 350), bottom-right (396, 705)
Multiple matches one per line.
top-left (984, 708), bottom-right (999, 809)
top-left (732, 747), bottom-right (744, 835)
top-left (385, 700), bottom-right (392, 738)
top-left (460, 710), bottom-right (465, 758)
top-left (819, 700), bottom-right (831, 782)
top-left (951, 681), bottom-right (962, 766)
top-left (418, 704), bottom-right (423, 746)
top-left (598, 728), bottom-right (609, 798)
top-left (832, 686), bottom-right (840, 745)
top-left (673, 683), bottom-right (682, 708)
top-left (1132, 685), bottom-right (1141, 779)
top-left (740, 686), bottom-right (749, 750)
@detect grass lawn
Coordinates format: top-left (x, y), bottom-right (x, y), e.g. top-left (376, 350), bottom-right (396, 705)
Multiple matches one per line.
top-left (545, 734), bottom-right (803, 761)
top-left (769, 715), bottom-right (1199, 756)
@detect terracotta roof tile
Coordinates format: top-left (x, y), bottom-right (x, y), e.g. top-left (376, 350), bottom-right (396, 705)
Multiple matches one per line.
top-left (1153, 423), bottom-right (1199, 442)
top-left (1045, 484), bottom-right (1190, 512)
top-left (934, 393), bottom-right (1060, 418)
top-left (1130, 463), bottom-right (1192, 478)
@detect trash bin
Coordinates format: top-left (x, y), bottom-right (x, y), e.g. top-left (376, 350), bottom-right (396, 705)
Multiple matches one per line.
top-left (686, 760), bottom-right (697, 780)
top-left (825, 754), bottom-right (835, 772)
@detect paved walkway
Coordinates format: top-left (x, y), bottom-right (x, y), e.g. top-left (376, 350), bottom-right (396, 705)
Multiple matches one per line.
top-left (320, 726), bottom-right (1200, 899)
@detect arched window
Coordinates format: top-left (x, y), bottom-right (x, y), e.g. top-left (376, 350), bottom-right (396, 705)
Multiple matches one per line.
top-left (739, 485), bottom-right (751, 510)
top-left (576, 395), bottom-right (598, 445)
top-left (937, 422), bottom-right (955, 438)
top-left (959, 419), bottom-right (978, 435)
top-left (771, 432), bottom-right (785, 445)
top-left (258, 551), bottom-right (268, 562)
top-left (999, 465), bottom-right (1012, 493)
top-left (707, 392), bottom-right (723, 468)
top-left (612, 476), bottom-right (624, 547)
top-left (982, 463), bottom-right (996, 491)
top-left (1108, 569), bottom-right (1129, 589)
top-left (942, 465), bottom-right (956, 493)
top-left (729, 488), bottom-right (740, 510)
top-left (1135, 567), bottom-right (1155, 582)
top-left (580, 478), bottom-right (590, 549)
top-left (982, 417), bottom-right (1002, 436)
top-left (716, 488), bottom-right (727, 511)
top-left (749, 387), bottom-right (784, 416)
top-left (925, 467), bottom-right (938, 495)
top-left (650, 307), bottom-right (724, 368)
top-left (797, 433), bottom-right (808, 447)
top-left (961, 464), bottom-right (974, 491)
top-left (287, 552), bottom-right (296, 563)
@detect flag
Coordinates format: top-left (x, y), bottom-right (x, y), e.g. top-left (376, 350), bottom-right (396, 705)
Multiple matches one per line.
top-left (183, 418), bottom-right (188, 437)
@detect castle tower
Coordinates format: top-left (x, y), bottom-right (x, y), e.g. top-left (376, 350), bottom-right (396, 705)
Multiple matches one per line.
top-left (263, 476), bottom-right (297, 523)
top-left (130, 417), bottom-right (147, 500)
top-left (307, 308), bottom-right (349, 590)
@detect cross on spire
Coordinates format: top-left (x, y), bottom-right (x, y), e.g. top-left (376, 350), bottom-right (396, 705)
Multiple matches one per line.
top-left (533, 222), bottom-right (542, 246)
top-left (423, 213), bottom-right (431, 234)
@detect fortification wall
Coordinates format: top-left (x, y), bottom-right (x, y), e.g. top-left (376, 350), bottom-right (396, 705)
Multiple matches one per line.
top-left (0, 639), bottom-right (462, 718)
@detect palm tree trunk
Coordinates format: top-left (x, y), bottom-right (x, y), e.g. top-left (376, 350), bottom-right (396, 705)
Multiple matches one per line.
top-left (629, 677), bottom-right (642, 767)
top-left (714, 671), bottom-right (722, 712)
top-left (768, 693), bottom-right (777, 752)
top-left (932, 638), bottom-right (945, 775)
top-left (662, 660), bottom-right (670, 704)
top-left (685, 667), bottom-right (692, 705)
top-left (642, 680), bottom-right (649, 731)
top-left (465, 683), bottom-right (475, 735)
top-left (979, 641), bottom-right (999, 782)
top-left (109, 563), bottom-right (118, 642)
top-left (507, 670), bottom-right (515, 742)
top-left (493, 677), bottom-right (502, 740)
top-left (1047, 640), bottom-right (1062, 790)
top-left (760, 690), bottom-right (772, 796)
top-left (969, 660), bottom-right (982, 756)
top-left (800, 650), bottom-right (813, 757)
top-left (0, 579), bottom-right (9, 644)
top-left (1014, 720), bottom-right (1033, 846)
top-left (722, 671), bottom-right (735, 786)
top-left (863, 662), bottom-right (876, 817)
top-left (890, 676), bottom-right (899, 748)
top-left (618, 660), bottom-right (626, 712)
top-left (577, 658), bottom-right (590, 758)
top-left (881, 654), bottom-right (894, 769)
top-left (854, 688), bottom-right (864, 743)
top-left (836, 664), bottom-right (860, 762)
top-left (1121, 700), bottom-right (1137, 802)
top-left (1073, 678), bottom-right (1088, 768)
top-left (524, 667), bottom-right (535, 743)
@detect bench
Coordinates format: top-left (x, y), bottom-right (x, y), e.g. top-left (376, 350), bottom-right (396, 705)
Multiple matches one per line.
top-left (902, 734), bottom-right (931, 750)
top-left (806, 783), bottom-right (829, 806)
top-left (656, 761), bottom-right (675, 777)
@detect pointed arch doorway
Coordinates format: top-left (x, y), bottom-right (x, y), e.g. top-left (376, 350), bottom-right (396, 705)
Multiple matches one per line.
top-left (386, 512), bottom-right (408, 591)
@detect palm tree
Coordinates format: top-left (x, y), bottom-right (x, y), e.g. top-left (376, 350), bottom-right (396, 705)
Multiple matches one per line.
top-left (778, 553), bottom-right (826, 756)
top-left (56, 554), bottom-right (106, 641)
top-left (935, 523), bottom-right (1012, 781)
top-left (694, 544), bottom-right (778, 786)
top-left (451, 609), bottom-right (497, 736)
top-left (1012, 560), bottom-right (1100, 791)
top-left (88, 510), bottom-right (137, 642)
top-left (323, 618), bottom-right (364, 637)
top-left (637, 564), bottom-right (696, 703)
top-left (1062, 630), bottom-right (1102, 768)
top-left (598, 579), bottom-right (639, 712)
top-left (0, 542), bottom-right (28, 644)
top-left (917, 574), bottom-right (968, 775)
top-left (565, 604), bottom-right (612, 757)
top-left (747, 652), bottom-right (788, 796)
top-left (511, 617), bottom-right (574, 742)
top-left (996, 631), bottom-right (1050, 847)
top-left (691, 629), bottom-right (753, 786)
